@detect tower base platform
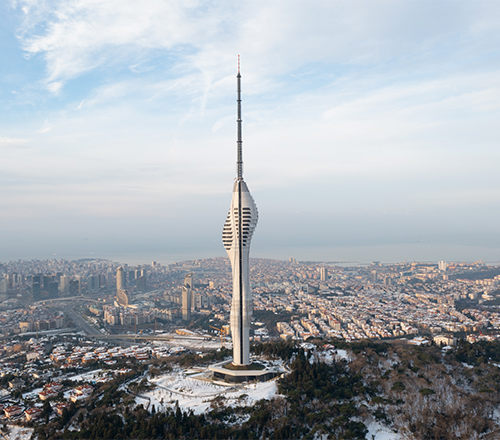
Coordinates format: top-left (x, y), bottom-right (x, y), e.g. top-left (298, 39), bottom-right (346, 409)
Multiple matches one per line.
top-left (208, 360), bottom-right (284, 383)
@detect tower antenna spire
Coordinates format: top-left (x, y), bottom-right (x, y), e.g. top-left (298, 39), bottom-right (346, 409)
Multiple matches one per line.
top-left (236, 55), bottom-right (243, 179)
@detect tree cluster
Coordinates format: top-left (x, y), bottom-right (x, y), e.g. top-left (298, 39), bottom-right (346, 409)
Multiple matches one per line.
top-left (32, 339), bottom-right (500, 440)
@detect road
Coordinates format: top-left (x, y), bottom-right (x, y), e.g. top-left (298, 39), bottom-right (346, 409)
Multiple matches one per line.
top-left (40, 296), bottom-right (104, 337)
top-left (63, 306), bottom-right (103, 337)
top-left (96, 334), bottom-right (212, 342)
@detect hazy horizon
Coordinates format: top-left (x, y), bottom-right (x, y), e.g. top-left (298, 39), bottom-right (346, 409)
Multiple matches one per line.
top-left (2, 242), bottom-right (499, 267)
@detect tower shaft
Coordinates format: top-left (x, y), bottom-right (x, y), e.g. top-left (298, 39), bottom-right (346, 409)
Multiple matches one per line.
top-left (222, 60), bottom-right (258, 366)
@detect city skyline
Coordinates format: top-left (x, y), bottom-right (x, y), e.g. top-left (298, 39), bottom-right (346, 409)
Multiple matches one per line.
top-left (1, 1), bottom-right (500, 263)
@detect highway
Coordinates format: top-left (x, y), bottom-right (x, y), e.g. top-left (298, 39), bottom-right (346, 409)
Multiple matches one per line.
top-left (36, 296), bottom-right (221, 347)
top-left (94, 333), bottom-right (213, 342)
top-left (64, 306), bottom-right (103, 337)
top-left (38, 295), bottom-right (105, 337)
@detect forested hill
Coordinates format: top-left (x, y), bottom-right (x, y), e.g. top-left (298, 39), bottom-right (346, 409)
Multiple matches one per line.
top-left (34, 339), bottom-right (500, 440)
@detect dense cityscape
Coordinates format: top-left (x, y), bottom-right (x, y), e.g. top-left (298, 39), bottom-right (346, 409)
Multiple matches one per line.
top-left (1, 257), bottom-right (499, 342)
top-left (1, 257), bottom-right (499, 438)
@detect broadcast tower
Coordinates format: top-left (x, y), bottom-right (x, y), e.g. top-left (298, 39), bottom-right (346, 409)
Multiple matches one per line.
top-left (222, 58), bottom-right (258, 366)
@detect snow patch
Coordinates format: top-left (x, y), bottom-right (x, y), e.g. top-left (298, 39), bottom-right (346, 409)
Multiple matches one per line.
top-left (66, 369), bottom-right (104, 382)
top-left (4, 425), bottom-right (34, 440)
top-left (335, 349), bottom-right (351, 362)
top-left (22, 387), bottom-right (43, 399)
top-left (493, 407), bottom-right (500, 423)
top-left (138, 369), bottom-right (280, 415)
top-left (365, 421), bottom-right (401, 440)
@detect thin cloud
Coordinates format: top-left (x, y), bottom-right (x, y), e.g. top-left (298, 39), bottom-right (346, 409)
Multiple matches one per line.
top-left (13, 1), bottom-right (500, 96)
top-left (0, 136), bottom-right (29, 146)
top-left (14, 0), bottom-right (224, 89)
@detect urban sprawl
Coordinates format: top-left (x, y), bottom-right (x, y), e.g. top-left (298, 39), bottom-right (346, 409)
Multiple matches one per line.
top-left (0, 257), bottom-right (499, 428)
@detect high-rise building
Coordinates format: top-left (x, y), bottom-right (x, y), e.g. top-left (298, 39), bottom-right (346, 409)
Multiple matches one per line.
top-left (182, 273), bottom-right (193, 321)
top-left (43, 275), bottom-right (58, 298)
top-left (32, 274), bottom-right (42, 300)
top-left (116, 289), bottom-right (129, 307)
top-left (69, 277), bottom-right (81, 296)
top-left (8, 273), bottom-right (19, 289)
top-left (0, 276), bottom-right (7, 295)
top-left (137, 268), bottom-right (147, 291)
top-left (438, 260), bottom-right (447, 272)
top-left (116, 266), bottom-right (125, 293)
top-left (88, 274), bottom-right (99, 291)
top-left (320, 267), bottom-right (327, 282)
top-left (59, 275), bottom-right (70, 294)
top-left (222, 62), bottom-right (258, 366)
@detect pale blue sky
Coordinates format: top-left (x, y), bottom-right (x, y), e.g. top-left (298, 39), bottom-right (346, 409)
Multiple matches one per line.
top-left (1, 1), bottom-right (500, 263)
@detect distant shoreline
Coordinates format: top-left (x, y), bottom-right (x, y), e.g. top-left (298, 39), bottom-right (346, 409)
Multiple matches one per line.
top-left (2, 254), bottom-right (500, 267)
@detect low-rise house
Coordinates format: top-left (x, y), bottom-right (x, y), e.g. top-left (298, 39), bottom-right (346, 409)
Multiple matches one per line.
top-left (55, 402), bottom-right (70, 416)
top-left (26, 351), bottom-right (41, 362)
top-left (135, 351), bottom-right (149, 360)
top-left (25, 407), bottom-right (42, 421)
top-left (39, 389), bottom-right (58, 400)
top-left (433, 334), bottom-right (456, 346)
top-left (45, 382), bottom-right (63, 392)
top-left (8, 378), bottom-right (25, 389)
top-left (82, 353), bottom-right (96, 364)
top-left (74, 384), bottom-right (93, 396)
top-left (4, 405), bottom-right (23, 418)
